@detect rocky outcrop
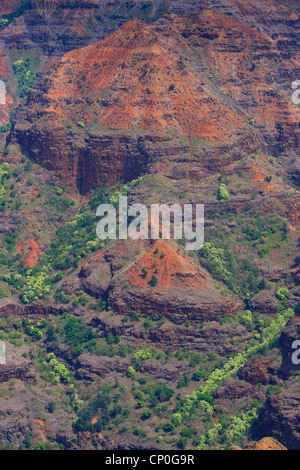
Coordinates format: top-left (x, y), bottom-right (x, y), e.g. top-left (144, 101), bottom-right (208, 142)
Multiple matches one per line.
top-left (67, 239), bottom-right (241, 324)
top-left (248, 291), bottom-right (279, 315)
top-left (0, 398), bottom-right (31, 448)
top-left (255, 380), bottom-right (300, 450)
top-left (0, 299), bottom-right (22, 317)
top-left (216, 378), bottom-right (256, 400)
top-left (89, 311), bottom-right (253, 357)
top-left (238, 357), bottom-right (271, 385)
top-left (75, 353), bottom-right (130, 381)
top-left (0, 299), bottom-right (66, 318)
top-left (9, 9), bottom-right (300, 194)
top-left (0, 214), bottom-right (20, 233)
top-left (245, 437), bottom-right (287, 450)
top-left (0, 362), bottom-right (36, 384)
top-left (0, 342), bottom-right (37, 384)
top-left (75, 352), bottom-right (190, 382)
top-left (1, 1), bottom-right (299, 58)
top-left (109, 240), bottom-right (240, 322)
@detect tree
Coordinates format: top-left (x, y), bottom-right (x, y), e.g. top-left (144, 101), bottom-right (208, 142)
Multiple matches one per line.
top-left (176, 437), bottom-right (188, 449)
top-left (294, 255), bottom-right (300, 267)
top-left (141, 410), bottom-right (152, 420)
top-left (217, 183), bottom-right (229, 200)
top-left (162, 422), bottom-right (175, 433)
top-left (47, 401), bottom-right (56, 413)
top-left (127, 366), bottom-right (136, 378)
top-left (149, 274), bottom-right (158, 287)
top-left (171, 413), bottom-right (182, 426)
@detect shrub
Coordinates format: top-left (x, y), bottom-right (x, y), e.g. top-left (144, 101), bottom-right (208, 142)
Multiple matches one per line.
top-left (181, 427), bottom-right (193, 438)
top-left (150, 382), bottom-right (174, 403)
top-left (294, 255), bottom-right (300, 266)
top-left (171, 413), bottom-right (182, 426)
top-left (176, 437), bottom-right (188, 449)
top-left (162, 422), bottom-right (175, 433)
top-left (130, 311), bottom-right (141, 322)
top-left (133, 349), bottom-right (152, 364)
top-left (73, 392), bottom-right (111, 433)
top-left (192, 369), bottom-right (203, 381)
top-left (217, 183), bottom-right (229, 200)
top-left (0, 19), bottom-right (9, 29)
top-left (142, 318), bottom-right (153, 329)
top-left (62, 317), bottom-right (97, 355)
top-left (133, 427), bottom-right (147, 438)
top-left (141, 267), bottom-right (148, 278)
top-left (149, 274), bottom-right (158, 287)
top-left (127, 366), bottom-right (136, 378)
top-left (276, 287), bottom-right (290, 301)
top-left (141, 410), bottom-right (152, 420)
top-left (43, 353), bottom-right (70, 383)
top-left (20, 272), bottom-right (51, 304)
top-left (294, 303), bottom-right (300, 315)
top-left (46, 401), bottom-right (56, 413)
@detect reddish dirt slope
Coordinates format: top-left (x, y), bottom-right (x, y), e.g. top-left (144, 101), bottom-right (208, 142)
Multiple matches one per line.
top-left (70, 239), bottom-right (241, 323)
top-left (9, 9), bottom-right (300, 193)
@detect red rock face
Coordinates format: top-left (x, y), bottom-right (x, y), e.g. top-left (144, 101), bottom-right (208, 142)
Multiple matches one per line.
top-left (0, 0), bottom-right (22, 15)
top-left (256, 381), bottom-right (300, 450)
top-left (9, 9), bottom-right (300, 194)
top-left (0, 49), bottom-right (12, 135)
top-left (66, 239), bottom-right (241, 323)
top-left (238, 356), bottom-right (270, 385)
top-left (246, 437), bottom-right (287, 450)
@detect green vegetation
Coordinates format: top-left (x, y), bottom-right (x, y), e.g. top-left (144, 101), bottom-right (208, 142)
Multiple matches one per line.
top-left (0, 295), bottom-right (296, 449)
top-left (12, 56), bottom-right (35, 98)
top-left (199, 212), bottom-right (292, 297)
top-left (217, 183), bottom-right (229, 200)
top-left (149, 273), bottom-right (158, 287)
top-left (62, 317), bottom-right (98, 356)
top-left (0, 174), bottom-right (145, 304)
top-left (20, 271), bottom-right (51, 303)
top-left (109, 176), bottom-right (144, 206)
top-left (189, 307), bottom-right (293, 399)
top-left (0, 163), bottom-right (9, 201)
top-left (0, 1), bottom-right (31, 29)
top-left (0, 151), bottom-right (297, 450)
top-left (42, 353), bottom-right (70, 383)
top-left (0, 123), bottom-right (11, 133)
top-left (73, 390), bottom-right (123, 433)
top-left (0, 18), bottom-right (9, 29)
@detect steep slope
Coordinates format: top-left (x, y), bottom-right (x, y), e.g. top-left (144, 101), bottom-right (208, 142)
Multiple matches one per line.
top-left (8, 10), bottom-right (300, 194)
top-left (1, 0), bottom-right (299, 57)
top-left (0, 0), bottom-right (23, 16)
top-left (275, 1), bottom-right (300, 11)
top-left (66, 239), bottom-right (240, 322)
top-left (1, 0), bottom-right (299, 150)
top-left (0, 0), bottom-right (299, 453)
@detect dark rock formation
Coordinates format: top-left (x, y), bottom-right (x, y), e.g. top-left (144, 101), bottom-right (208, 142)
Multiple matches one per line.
top-left (66, 239), bottom-right (241, 323)
top-left (248, 290), bottom-right (280, 315)
top-left (255, 380), bottom-right (300, 450)
top-left (238, 357), bottom-right (271, 385)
